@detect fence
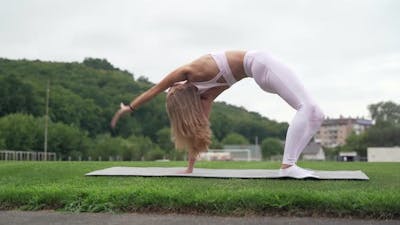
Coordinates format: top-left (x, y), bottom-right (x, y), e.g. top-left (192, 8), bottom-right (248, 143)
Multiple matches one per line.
top-left (0, 150), bottom-right (57, 161)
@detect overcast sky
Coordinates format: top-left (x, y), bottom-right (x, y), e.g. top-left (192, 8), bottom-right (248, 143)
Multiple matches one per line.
top-left (1, 0), bottom-right (399, 123)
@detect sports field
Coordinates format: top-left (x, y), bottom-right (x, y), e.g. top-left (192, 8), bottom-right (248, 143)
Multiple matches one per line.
top-left (0, 161), bottom-right (399, 219)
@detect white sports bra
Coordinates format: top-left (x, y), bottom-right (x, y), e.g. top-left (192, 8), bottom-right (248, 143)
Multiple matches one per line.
top-left (191, 52), bottom-right (237, 94)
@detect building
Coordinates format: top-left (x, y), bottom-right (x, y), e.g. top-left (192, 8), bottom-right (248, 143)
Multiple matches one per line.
top-left (315, 117), bottom-right (373, 148)
top-left (368, 147), bottom-right (400, 162)
top-left (301, 142), bottom-right (325, 161)
top-left (338, 151), bottom-right (359, 161)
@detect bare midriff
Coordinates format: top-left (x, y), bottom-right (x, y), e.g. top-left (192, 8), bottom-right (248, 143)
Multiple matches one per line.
top-left (225, 50), bottom-right (247, 81)
top-left (187, 50), bottom-right (247, 83)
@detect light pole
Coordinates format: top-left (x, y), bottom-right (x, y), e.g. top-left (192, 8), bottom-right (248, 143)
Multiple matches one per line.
top-left (44, 80), bottom-right (50, 161)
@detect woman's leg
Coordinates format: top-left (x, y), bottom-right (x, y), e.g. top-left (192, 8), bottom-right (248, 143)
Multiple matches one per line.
top-left (251, 52), bottom-right (324, 170)
top-left (176, 150), bottom-right (197, 174)
top-left (186, 150), bottom-right (196, 173)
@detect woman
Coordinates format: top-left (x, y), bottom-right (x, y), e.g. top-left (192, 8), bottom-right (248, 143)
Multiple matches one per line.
top-left (111, 50), bottom-right (324, 178)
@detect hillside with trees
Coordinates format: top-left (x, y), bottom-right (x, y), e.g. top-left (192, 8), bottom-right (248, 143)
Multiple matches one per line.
top-left (0, 58), bottom-right (288, 160)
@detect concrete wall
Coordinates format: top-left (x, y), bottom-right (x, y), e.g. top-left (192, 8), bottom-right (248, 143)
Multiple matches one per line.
top-left (302, 149), bottom-right (325, 161)
top-left (367, 147), bottom-right (400, 162)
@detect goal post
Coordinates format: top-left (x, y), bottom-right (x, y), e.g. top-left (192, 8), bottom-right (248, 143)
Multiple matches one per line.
top-left (202, 149), bottom-right (252, 161)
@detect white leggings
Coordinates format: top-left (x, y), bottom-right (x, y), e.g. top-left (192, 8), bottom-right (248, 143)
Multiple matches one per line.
top-left (244, 51), bottom-right (324, 165)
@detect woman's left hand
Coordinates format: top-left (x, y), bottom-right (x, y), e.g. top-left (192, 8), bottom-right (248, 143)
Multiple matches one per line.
top-left (110, 102), bottom-right (132, 129)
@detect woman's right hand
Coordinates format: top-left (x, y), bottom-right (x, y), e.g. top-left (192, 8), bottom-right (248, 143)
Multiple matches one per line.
top-left (110, 102), bottom-right (132, 129)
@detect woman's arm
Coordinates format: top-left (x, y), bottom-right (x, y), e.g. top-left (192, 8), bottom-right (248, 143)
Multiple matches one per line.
top-left (111, 66), bottom-right (189, 128)
top-left (129, 66), bottom-right (189, 109)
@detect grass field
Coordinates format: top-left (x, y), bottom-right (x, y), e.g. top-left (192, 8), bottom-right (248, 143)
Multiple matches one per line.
top-left (0, 161), bottom-right (399, 219)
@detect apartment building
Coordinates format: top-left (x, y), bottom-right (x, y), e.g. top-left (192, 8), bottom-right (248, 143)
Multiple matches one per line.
top-left (314, 117), bottom-right (373, 148)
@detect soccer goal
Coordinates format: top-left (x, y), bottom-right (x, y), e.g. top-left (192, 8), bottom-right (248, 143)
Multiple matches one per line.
top-left (206, 149), bottom-right (252, 161)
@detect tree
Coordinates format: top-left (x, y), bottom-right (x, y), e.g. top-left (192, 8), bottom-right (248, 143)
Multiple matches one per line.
top-left (83, 58), bottom-right (116, 71)
top-left (233, 120), bottom-right (270, 142)
top-left (261, 138), bottom-right (283, 160)
top-left (210, 111), bottom-right (234, 141)
top-left (49, 86), bottom-right (103, 137)
top-left (0, 75), bottom-right (40, 117)
top-left (137, 76), bottom-right (151, 84)
top-left (368, 101), bottom-right (400, 125)
top-left (127, 135), bottom-right (160, 160)
top-left (221, 133), bottom-right (249, 145)
top-left (90, 135), bottom-right (160, 161)
top-left (146, 147), bottom-right (165, 161)
top-left (342, 132), bottom-right (368, 157)
top-left (0, 138), bottom-right (5, 149)
top-left (156, 127), bottom-right (174, 157)
top-left (364, 124), bottom-right (400, 147)
top-left (209, 134), bottom-right (223, 149)
top-left (89, 134), bottom-right (164, 161)
top-left (0, 113), bottom-right (89, 158)
top-left (133, 95), bottom-right (169, 141)
top-left (89, 134), bottom-right (130, 161)
top-left (47, 121), bottom-right (90, 160)
top-left (0, 113), bottom-right (40, 150)
top-left (364, 101), bottom-right (400, 147)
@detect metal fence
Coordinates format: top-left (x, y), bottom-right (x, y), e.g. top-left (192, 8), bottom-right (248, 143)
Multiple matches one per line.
top-left (0, 150), bottom-right (57, 161)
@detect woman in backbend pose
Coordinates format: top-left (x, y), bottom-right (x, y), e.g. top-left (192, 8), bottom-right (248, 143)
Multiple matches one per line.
top-left (111, 50), bottom-right (324, 178)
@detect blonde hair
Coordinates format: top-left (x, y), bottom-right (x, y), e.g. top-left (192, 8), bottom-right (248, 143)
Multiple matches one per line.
top-left (166, 83), bottom-right (211, 156)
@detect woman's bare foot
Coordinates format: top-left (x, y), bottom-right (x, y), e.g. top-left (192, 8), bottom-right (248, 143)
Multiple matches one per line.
top-left (176, 169), bottom-right (193, 174)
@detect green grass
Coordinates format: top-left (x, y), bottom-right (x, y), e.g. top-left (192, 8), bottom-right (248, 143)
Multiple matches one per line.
top-left (0, 161), bottom-right (399, 219)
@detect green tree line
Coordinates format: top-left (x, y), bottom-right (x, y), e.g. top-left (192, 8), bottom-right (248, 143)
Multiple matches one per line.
top-left (0, 58), bottom-right (288, 160)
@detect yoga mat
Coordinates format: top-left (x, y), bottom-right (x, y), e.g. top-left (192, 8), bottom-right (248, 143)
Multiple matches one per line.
top-left (86, 167), bottom-right (369, 180)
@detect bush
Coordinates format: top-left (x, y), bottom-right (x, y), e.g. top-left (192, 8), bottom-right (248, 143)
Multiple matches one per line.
top-left (0, 113), bottom-right (41, 150)
top-left (47, 122), bottom-right (90, 160)
top-left (0, 113), bottom-right (90, 159)
top-left (0, 138), bottom-right (5, 149)
top-left (221, 133), bottom-right (249, 145)
top-left (261, 138), bottom-right (283, 160)
top-left (89, 135), bottom-right (132, 161)
top-left (88, 134), bottom-right (164, 161)
top-left (146, 147), bottom-right (165, 161)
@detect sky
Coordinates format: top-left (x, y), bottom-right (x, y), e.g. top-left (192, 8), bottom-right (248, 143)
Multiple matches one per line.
top-left (0, 0), bottom-right (399, 123)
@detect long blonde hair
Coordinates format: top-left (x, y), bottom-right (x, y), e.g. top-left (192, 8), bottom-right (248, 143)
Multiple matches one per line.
top-left (166, 83), bottom-right (211, 156)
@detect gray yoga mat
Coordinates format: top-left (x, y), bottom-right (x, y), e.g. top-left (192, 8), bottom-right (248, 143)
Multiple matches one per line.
top-left (86, 167), bottom-right (369, 180)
